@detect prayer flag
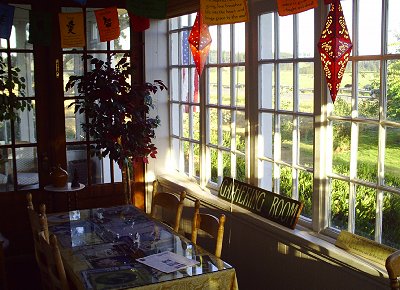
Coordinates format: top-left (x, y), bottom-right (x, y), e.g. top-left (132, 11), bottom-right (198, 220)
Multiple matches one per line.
top-left (126, 0), bottom-right (167, 19)
top-left (0, 4), bottom-right (14, 39)
top-left (59, 12), bottom-right (85, 48)
top-left (277, 0), bottom-right (318, 16)
top-left (128, 13), bottom-right (150, 32)
top-left (201, 0), bottom-right (249, 25)
top-left (28, 10), bottom-right (53, 46)
top-left (95, 7), bottom-right (120, 42)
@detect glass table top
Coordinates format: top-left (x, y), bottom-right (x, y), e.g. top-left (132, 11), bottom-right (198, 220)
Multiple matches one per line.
top-left (48, 205), bottom-right (233, 289)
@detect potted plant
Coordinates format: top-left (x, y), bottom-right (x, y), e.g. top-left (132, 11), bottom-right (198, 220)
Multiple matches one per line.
top-left (65, 53), bottom-right (166, 204)
top-left (0, 56), bottom-right (32, 122)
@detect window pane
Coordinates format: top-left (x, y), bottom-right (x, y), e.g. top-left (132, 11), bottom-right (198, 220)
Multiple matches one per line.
top-left (210, 148), bottom-right (218, 183)
top-left (182, 105), bottom-right (190, 139)
top-left (355, 185), bottom-right (376, 241)
top-left (171, 138), bottom-right (180, 171)
top-left (382, 191), bottom-right (400, 248)
top-left (221, 25), bottom-right (231, 63)
top-left (209, 26), bottom-right (218, 64)
top-left (221, 67), bottom-right (231, 106)
top-left (358, 0), bottom-right (381, 55)
top-left (208, 67), bottom-right (218, 105)
top-left (64, 54), bottom-right (83, 97)
top-left (209, 108), bottom-right (218, 145)
top-left (329, 179), bottom-right (349, 230)
top-left (260, 63), bottom-right (275, 110)
top-left (170, 68), bottom-right (179, 101)
top-left (65, 100), bottom-right (85, 142)
top-left (299, 170), bottom-right (313, 219)
top-left (16, 102), bottom-right (37, 143)
top-left (299, 116), bottom-right (313, 168)
top-left (279, 15), bottom-right (293, 59)
top-left (191, 70), bottom-right (200, 103)
top-left (234, 66), bottom-right (245, 107)
top-left (193, 105), bottom-right (200, 141)
top-left (222, 109), bottom-right (231, 148)
top-left (280, 165), bottom-right (292, 198)
top-left (387, 0), bottom-right (400, 54)
top-left (358, 61), bottom-right (379, 119)
top-left (235, 153), bottom-right (245, 182)
top-left (0, 121), bottom-right (12, 145)
top-left (280, 115), bottom-right (292, 164)
top-left (357, 123), bottom-right (378, 183)
top-left (223, 151), bottom-right (231, 178)
top-left (183, 141), bottom-right (189, 174)
top-left (298, 10), bottom-right (314, 58)
top-left (386, 60), bottom-right (400, 122)
top-left (67, 144), bottom-right (92, 185)
top-left (236, 110), bottom-right (245, 153)
top-left (170, 32), bottom-right (178, 65)
top-left (259, 113), bottom-right (274, 159)
top-left (234, 22), bottom-right (245, 63)
top-left (333, 61), bottom-right (352, 116)
top-left (193, 143), bottom-right (200, 177)
top-left (115, 9), bottom-right (130, 50)
top-left (298, 62), bottom-right (314, 113)
top-left (259, 13), bottom-right (274, 60)
top-left (384, 126), bottom-right (400, 190)
top-left (279, 63), bottom-right (293, 111)
top-left (171, 103), bottom-right (180, 136)
top-left (332, 121), bottom-right (351, 176)
top-left (15, 147), bottom-right (38, 190)
top-left (181, 68), bottom-right (189, 102)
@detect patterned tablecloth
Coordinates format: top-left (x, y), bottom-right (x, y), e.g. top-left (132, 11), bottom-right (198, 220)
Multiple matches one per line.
top-left (48, 205), bottom-right (238, 290)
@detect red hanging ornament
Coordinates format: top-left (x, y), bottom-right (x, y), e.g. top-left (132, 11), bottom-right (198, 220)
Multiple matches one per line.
top-left (317, 0), bottom-right (352, 103)
top-left (188, 12), bottom-right (212, 76)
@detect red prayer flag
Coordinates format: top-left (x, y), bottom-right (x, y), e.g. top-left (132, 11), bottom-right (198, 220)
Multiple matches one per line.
top-left (128, 12), bottom-right (150, 32)
top-left (94, 7), bottom-right (120, 42)
top-left (188, 12), bottom-right (212, 76)
top-left (317, 0), bottom-right (352, 103)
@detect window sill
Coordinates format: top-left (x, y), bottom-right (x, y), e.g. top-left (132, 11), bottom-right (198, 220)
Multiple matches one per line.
top-left (156, 172), bottom-right (389, 287)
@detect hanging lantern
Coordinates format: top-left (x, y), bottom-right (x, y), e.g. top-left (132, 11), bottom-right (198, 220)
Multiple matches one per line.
top-left (317, 0), bottom-right (352, 103)
top-left (188, 12), bottom-right (212, 76)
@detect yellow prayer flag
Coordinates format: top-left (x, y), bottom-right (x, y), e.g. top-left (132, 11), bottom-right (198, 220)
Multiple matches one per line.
top-left (277, 0), bottom-right (318, 16)
top-left (59, 12), bottom-right (85, 48)
top-left (200, 0), bottom-right (249, 25)
top-left (95, 7), bottom-right (120, 42)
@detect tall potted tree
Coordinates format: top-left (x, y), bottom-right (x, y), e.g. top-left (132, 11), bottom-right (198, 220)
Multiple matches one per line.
top-left (65, 53), bottom-right (166, 204)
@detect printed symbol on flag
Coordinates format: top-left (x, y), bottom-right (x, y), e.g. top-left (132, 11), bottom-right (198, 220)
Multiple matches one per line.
top-left (103, 17), bottom-right (112, 28)
top-left (67, 20), bottom-right (76, 34)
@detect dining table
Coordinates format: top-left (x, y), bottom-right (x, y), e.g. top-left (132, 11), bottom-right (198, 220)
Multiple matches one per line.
top-left (47, 204), bottom-right (239, 290)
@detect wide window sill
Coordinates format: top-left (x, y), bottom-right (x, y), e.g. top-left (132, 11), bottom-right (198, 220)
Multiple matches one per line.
top-left (156, 172), bottom-right (389, 287)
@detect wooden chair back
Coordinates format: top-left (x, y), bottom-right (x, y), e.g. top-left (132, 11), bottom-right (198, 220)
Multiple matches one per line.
top-left (35, 231), bottom-right (69, 290)
top-left (151, 180), bottom-right (186, 232)
top-left (191, 200), bottom-right (226, 258)
top-left (27, 193), bottom-right (49, 248)
top-left (386, 250), bottom-right (400, 290)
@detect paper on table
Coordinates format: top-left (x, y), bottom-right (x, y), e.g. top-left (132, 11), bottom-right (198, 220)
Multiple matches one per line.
top-left (136, 251), bottom-right (199, 273)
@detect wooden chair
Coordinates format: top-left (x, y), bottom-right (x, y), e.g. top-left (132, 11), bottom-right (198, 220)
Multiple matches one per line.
top-left (35, 231), bottom-right (69, 290)
top-left (191, 199), bottom-right (226, 258)
top-left (386, 249), bottom-right (400, 290)
top-left (151, 180), bottom-right (186, 232)
top-left (27, 193), bottom-right (49, 251)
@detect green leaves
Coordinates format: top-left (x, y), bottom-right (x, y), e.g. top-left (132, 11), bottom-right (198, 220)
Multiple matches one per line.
top-left (0, 57), bottom-right (32, 122)
top-left (65, 53), bottom-right (166, 168)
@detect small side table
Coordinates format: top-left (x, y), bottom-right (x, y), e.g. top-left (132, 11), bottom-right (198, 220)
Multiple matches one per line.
top-left (44, 182), bottom-right (85, 212)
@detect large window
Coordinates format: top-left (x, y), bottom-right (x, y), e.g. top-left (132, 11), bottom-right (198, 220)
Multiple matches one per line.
top-left (63, 7), bottom-right (132, 186)
top-left (168, 0), bottom-right (400, 249)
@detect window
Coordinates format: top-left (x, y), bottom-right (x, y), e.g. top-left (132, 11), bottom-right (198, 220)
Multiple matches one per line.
top-left (167, 0), bottom-right (400, 249)
top-left (63, 7), bottom-right (132, 185)
top-left (0, 5), bottom-right (37, 191)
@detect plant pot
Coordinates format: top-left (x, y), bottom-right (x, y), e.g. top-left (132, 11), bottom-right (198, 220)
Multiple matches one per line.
top-left (50, 165), bottom-right (68, 188)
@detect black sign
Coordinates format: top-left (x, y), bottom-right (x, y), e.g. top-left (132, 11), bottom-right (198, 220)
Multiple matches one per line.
top-left (218, 177), bottom-right (303, 229)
